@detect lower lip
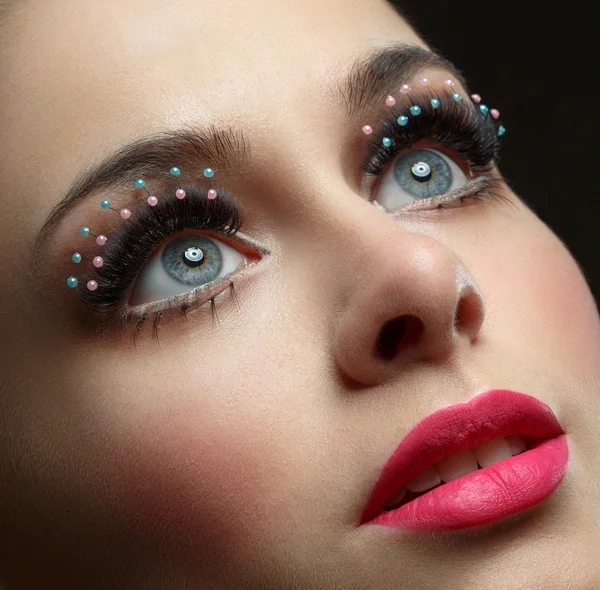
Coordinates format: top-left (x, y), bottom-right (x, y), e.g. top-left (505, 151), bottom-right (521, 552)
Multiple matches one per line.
top-left (366, 435), bottom-right (569, 530)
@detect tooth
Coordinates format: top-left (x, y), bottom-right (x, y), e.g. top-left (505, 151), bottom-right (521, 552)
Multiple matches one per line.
top-left (436, 449), bottom-right (479, 483)
top-left (406, 465), bottom-right (442, 493)
top-left (384, 486), bottom-right (407, 510)
top-left (472, 437), bottom-right (513, 468)
top-left (505, 435), bottom-right (528, 456)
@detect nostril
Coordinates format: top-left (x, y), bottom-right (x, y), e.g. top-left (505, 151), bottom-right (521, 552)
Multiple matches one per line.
top-left (375, 314), bottom-right (424, 359)
top-left (454, 289), bottom-right (482, 336)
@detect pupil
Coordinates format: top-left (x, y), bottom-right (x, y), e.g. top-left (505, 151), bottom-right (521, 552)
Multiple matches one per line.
top-left (411, 161), bottom-right (432, 183)
top-left (183, 247), bottom-right (205, 268)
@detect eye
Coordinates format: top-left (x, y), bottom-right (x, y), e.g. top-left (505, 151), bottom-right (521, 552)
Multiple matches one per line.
top-left (129, 233), bottom-right (245, 305)
top-left (374, 148), bottom-right (467, 210)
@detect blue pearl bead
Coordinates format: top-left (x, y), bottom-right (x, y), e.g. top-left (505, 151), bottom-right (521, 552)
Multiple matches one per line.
top-left (453, 93), bottom-right (462, 102)
top-left (397, 115), bottom-right (409, 126)
top-left (80, 227), bottom-right (90, 238)
top-left (203, 168), bottom-right (214, 178)
top-left (480, 104), bottom-right (489, 116)
top-left (498, 125), bottom-right (506, 137)
top-left (67, 276), bottom-right (78, 288)
top-left (100, 200), bottom-right (110, 209)
top-left (170, 167), bottom-right (181, 176)
top-left (135, 178), bottom-right (145, 188)
top-left (410, 105), bottom-right (422, 116)
top-left (431, 98), bottom-right (441, 109)
top-left (382, 137), bottom-right (392, 148)
top-left (72, 252), bottom-right (82, 264)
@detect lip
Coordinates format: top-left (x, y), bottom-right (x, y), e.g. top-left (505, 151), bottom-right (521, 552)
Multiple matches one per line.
top-left (360, 389), bottom-right (569, 530)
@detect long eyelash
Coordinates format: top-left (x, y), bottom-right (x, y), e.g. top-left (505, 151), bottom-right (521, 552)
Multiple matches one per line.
top-left (152, 311), bottom-right (162, 344)
top-left (181, 302), bottom-right (190, 322)
top-left (132, 315), bottom-right (147, 347)
top-left (210, 296), bottom-right (221, 328)
top-left (130, 279), bottom-right (237, 343)
top-left (229, 280), bottom-right (240, 310)
top-left (361, 90), bottom-right (501, 178)
top-left (77, 185), bottom-right (244, 314)
top-left (399, 175), bottom-right (517, 214)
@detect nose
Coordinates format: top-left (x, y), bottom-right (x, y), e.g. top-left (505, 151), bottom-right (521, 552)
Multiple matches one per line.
top-left (333, 223), bottom-right (485, 386)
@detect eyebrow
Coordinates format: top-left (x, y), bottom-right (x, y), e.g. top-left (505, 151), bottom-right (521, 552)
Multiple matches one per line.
top-left (337, 44), bottom-right (465, 118)
top-left (33, 44), bottom-right (464, 255)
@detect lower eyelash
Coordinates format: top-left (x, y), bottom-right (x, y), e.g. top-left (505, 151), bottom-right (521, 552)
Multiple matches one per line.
top-left (130, 284), bottom-right (226, 346)
top-left (393, 175), bottom-right (513, 213)
top-left (370, 172), bottom-right (515, 221)
top-left (126, 273), bottom-right (243, 345)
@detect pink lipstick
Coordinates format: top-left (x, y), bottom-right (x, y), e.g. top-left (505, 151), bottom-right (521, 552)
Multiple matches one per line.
top-left (360, 390), bottom-right (569, 530)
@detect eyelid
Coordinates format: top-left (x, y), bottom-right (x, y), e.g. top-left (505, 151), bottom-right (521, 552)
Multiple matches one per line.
top-left (123, 256), bottom-right (255, 320)
top-left (362, 139), bottom-right (475, 194)
top-left (374, 147), bottom-right (465, 208)
top-left (112, 228), bottom-right (267, 316)
top-left (394, 176), bottom-right (494, 211)
top-left (220, 229), bottom-right (271, 258)
top-left (100, 240), bottom-right (269, 336)
top-left (127, 229), bottom-right (255, 303)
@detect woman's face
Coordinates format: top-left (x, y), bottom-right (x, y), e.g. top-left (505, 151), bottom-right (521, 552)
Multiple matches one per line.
top-left (1, 0), bottom-right (599, 588)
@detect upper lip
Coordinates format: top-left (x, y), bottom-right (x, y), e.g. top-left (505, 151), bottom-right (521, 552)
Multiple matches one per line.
top-left (360, 389), bottom-right (565, 524)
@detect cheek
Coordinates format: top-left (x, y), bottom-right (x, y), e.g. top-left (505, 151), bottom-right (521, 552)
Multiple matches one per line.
top-left (483, 215), bottom-right (600, 380)
top-left (531, 246), bottom-right (599, 364)
top-left (524, 241), bottom-right (599, 373)
top-left (105, 394), bottom-right (278, 564)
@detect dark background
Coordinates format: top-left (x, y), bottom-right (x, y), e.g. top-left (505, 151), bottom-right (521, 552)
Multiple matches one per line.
top-left (393, 1), bottom-right (599, 303)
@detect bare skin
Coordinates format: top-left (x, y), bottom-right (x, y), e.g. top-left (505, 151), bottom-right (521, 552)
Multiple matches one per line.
top-left (0, 0), bottom-right (599, 588)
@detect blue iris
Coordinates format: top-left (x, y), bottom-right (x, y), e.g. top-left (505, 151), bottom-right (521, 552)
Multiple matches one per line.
top-left (161, 235), bottom-right (222, 285)
top-left (393, 149), bottom-right (452, 199)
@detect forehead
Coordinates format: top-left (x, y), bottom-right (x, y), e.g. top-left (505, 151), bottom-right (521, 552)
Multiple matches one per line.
top-left (0, 0), bottom-right (424, 232)
top-left (1, 0), bottom-right (422, 128)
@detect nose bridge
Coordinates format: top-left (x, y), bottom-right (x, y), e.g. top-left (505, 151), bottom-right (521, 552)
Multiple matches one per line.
top-left (327, 201), bottom-right (486, 386)
top-left (338, 217), bottom-right (460, 326)
top-left (323, 197), bottom-right (455, 301)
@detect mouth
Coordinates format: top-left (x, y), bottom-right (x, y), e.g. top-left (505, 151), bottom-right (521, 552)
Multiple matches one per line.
top-left (381, 434), bottom-right (535, 512)
top-left (360, 390), bottom-right (569, 530)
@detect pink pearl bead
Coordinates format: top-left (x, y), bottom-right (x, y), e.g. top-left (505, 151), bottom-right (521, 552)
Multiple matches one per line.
top-left (490, 109), bottom-right (500, 120)
top-left (362, 125), bottom-right (373, 135)
top-left (87, 280), bottom-right (98, 291)
top-left (420, 78), bottom-right (430, 86)
top-left (147, 196), bottom-right (158, 206)
top-left (120, 208), bottom-right (131, 220)
top-left (96, 235), bottom-right (107, 246)
top-left (385, 95), bottom-right (396, 106)
top-left (400, 84), bottom-right (411, 94)
top-left (444, 79), bottom-right (455, 87)
top-left (207, 189), bottom-right (217, 200)
top-left (93, 256), bottom-right (104, 268)
top-left (471, 94), bottom-right (482, 104)
top-left (176, 189), bottom-right (186, 199)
